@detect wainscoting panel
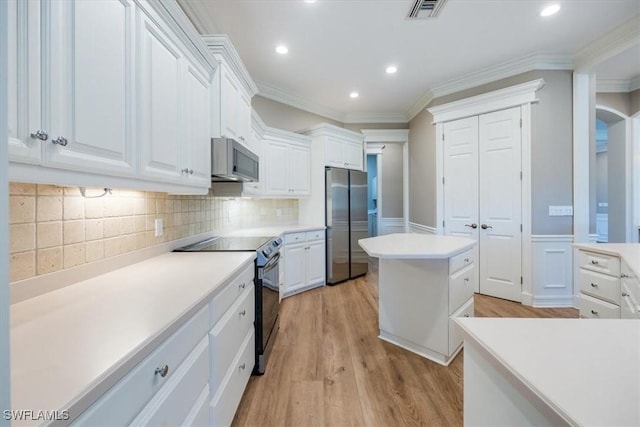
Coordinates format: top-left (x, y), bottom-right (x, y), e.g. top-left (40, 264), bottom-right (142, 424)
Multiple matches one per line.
top-left (408, 222), bottom-right (438, 235)
top-left (379, 218), bottom-right (405, 235)
top-left (531, 235), bottom-right (574, 307)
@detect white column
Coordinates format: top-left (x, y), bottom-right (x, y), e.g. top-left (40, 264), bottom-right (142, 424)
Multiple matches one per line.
top-left (573, 73), bottom-right (593, 243)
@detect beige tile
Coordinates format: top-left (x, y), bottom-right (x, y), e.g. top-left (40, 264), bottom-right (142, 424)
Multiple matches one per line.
top-left (63, 187), bottom-right (82, 196)
top-left (63, 243), bottom-right (85, 268)
top-left (134, 215), bottom-right (146, 233)
top-left (174, 212), bottom-right (182, 226)
top-left (64, 220), bottom-right (85, 244)
top-left (11, 251), bottom-right (36, 281)
top-left (181, 200), bottom-right (189, 213)
top-left (85, 240), bottom-right (104, 262)
top-left (103, 197), bottom-right (121, 217)
top-left (145, 215), bottom-right (155, 232)
top-left (37, 221), bottom-right (63, 249)
top-left (37, 196), bottom-right (63, 221)
top-left (37, 184), bottom-right (63, 195)
top-left (120, 216), bottom-right (135, 235)
top-left (104, 217), bottom-right (121, 238)
top-left (9, 195), bottom-right (36, 224)
top-left (104, 237), bottom-right (121, 258)
top-left (63, 196), bottom-right (85, 220)
top-left (116, 198), bottom-right (134, 216)
top-left (10, 223), bottom-right (36, 253)
top-left (165, 199), bottom-right (174, 214)
top-left (37, 247), bottom-right (63, 275)
top-left (133, 198), bottom-right (146, 215)
top-left (145, 198), bottom-right (157, 215)
top-left (9, 182), bottom-right (36, 195)
top-left (85, 198), bottom-right (103, 219)
top-left (134, 232), bottom-right (147, 250)
top-left (121, 235), bottom-right (135, 253)
top-left (85, 219), bottom-right (104, 241)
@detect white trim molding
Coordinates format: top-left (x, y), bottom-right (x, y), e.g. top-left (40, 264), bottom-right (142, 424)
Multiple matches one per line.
top-left (202, 34), bottom-right (259, 96)
top-left (361, 129), bottom-right (410, 143)
top-left (408, 222), bottom-right (437, 235)
top-left (379, 218), bottom-right (405, 235)
top-left (531, 235), bottom-right (575, 308)
top-left (597, 78), bottom-right (640, 93)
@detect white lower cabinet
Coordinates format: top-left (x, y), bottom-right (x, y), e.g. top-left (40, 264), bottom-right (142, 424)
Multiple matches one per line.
top-left (282, 229), bottom-right (325, 297)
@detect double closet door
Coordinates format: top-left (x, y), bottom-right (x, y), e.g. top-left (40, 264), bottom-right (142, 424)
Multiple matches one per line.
top-left (443, 106), bottom-right (522, 302)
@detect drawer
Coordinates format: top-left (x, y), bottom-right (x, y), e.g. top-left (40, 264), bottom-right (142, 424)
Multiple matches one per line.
top-left (72, 306), bottom-right (209, 426)
top-left (580, 293), bottom-right (620, 319)
top-left (210, 263), bottom-right (254, 327)
top-left (285, 231), bottom-right (306, 244)
top-left (578, 250), bottom-right (620, 277)
top-left (210, 329), bottom-right (255, 427)
top-left (449, 264), bottom-right (475, 315)
top-left (183, 385), bottom-right (210, 427)
top-left (131, 337), bottom-right (209, 426)
top-left (210, 285), bottom-right (255, 396)
top-left (449, 249), bottom-right (474, 275)
top-left (579, 268), bottom-right (620, 305)
top-left (449, 297), bottom-right (474, 356)
top-left (305, 229), bottom-right (324, 241)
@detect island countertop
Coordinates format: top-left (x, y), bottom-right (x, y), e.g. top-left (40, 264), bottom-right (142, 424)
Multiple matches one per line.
top-left (358, 233), bottom-right (476, 259)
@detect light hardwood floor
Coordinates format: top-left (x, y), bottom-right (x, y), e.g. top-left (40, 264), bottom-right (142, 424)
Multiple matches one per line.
top-left (233, 271), bottom-right (578, 426)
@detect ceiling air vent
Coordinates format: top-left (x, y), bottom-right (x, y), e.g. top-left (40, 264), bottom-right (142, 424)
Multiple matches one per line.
top-left (407, 0), bottom-right (447, 19)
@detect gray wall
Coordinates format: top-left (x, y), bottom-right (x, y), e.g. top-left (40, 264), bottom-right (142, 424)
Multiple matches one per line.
top-left (381, 143), bottom-right (404, 218)
top-left (407, 70), bottom-right (574, 235)
top-left (608, 120), bottom-right (627, 242)
top-left (631, 89), bottom-right (640, 114)
top-left (344, 122), bottom-right (408, 132)
top-left (596, 92), bottom-right (631, 116)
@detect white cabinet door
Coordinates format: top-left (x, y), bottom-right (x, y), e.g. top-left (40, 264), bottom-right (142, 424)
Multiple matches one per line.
top-left (183, 63), bottom-right (211, 188)
top-left (236, 90), bottom-right (251, 146)
top-left (220, 66), bottom-right (239, 139)
top-left (344, 141), bottom-right (363, 170)
top-left (284, 243), bottom-right (307, 294)
top-left (45, 0), bottom-right (136, 176)
top-left (290, 144), bottom-right (310, 195)
top-left (306, 240), bottom-right (325, 286)
top-left (138, 10), bottom-right (183, 183)
top-left (325, 136), bottom-right (344, 168)
top-left (265, 139), bottom-right (290, 195)
top-left (7, 0), bottom-right (42, 164)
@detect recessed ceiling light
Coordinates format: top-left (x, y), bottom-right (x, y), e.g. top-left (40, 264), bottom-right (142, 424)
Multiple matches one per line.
top-left (349, 91), bottom-right (359, 99)
top-left (386, 65), bottom-right (398, 74)
top-left (304, 0), bottom-right (317, 3)
top-left (540, 4), bottom-right (560, 17)
top-left (275, 45), bottom-right (288, 55)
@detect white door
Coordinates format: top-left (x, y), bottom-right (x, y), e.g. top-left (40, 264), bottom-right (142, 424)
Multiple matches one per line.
top-left (46, 0), bottom-right (136, 176)
top-left (344, 141), bottom-right (363, 170)
top-left (265, 139), bottom-right (290, 195)
top-left (325, 136), bottom-right (344, 168)
top-left (289, 144), bottom-right (311, 195)
top-left (183, 63), bottom-right (211, 188)
top-left (284, 244), bottom-right (307, 294)
top-left (306, 240), bottom-right (325, 286)
top-left (236, 90), bottom-right (251, 145)
top-left (443, 107), bottom-right (522, 302)
top-left (478, 107), bottom-right (522, 302)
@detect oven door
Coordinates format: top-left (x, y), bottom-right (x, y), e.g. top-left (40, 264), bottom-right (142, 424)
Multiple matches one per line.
top-left (255, 253), bottom-right (280, 374)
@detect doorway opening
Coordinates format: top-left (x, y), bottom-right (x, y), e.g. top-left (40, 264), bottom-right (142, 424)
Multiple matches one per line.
top-left (366, 154), bottom-right (378, 237)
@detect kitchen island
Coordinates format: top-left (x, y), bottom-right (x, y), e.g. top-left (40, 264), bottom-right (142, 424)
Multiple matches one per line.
top-left (358, 233), bottom-right (476, 366)
top-left (456, 317), bottom-right (640, 426)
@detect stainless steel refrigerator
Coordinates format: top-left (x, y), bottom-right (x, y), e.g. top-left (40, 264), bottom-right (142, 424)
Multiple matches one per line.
top-left (326, 167), bottom-right (368, 284)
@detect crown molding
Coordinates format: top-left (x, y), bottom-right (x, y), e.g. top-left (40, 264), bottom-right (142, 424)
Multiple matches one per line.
top-left (251, 108), bottom-right (268, 138)
top-left (361, 129), bottom-right (410, 143)
top-left (343, 112), bottom-right (409, 124)
top-left (300, 122), bottom-right (364, 140)
top-left (174, 0), bottom-right (218, 34)
top-left (202, 34), bottom-right (259, 96)
top-left (406, 89), bottom-right (435, 121)
top-left (429, 53), bottom-right (571, 100)
top-left (597, 78), bottom-right (632, 93)
top-left (574, 15), bottom-right (640, 72)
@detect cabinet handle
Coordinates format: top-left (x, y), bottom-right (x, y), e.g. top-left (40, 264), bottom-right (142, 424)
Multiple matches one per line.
top-left (189, 169), bottom-right (194, 175)
top-left (481, 224), bottom-right (492, 230)
top-left (464, 278), bottom-right (470, 283)
top-left (239, 363), bottom-right (246, 371)
top-left (464, 258), bottom-right (470, 263)
top-left (239, 309), bottom-right (246, 317)
top-left (30, 130), bottom-right (48, 141)
top-left (52, 136), bottom-right (68, 147)
top-left (591, 310), bottom-right (598, 315)
top-left (463, 314), bottom-right (470, 318)
top-left (590, 283), bottom-right (598, 288)
top-left (154, 365), bottom-right (169, 378)
top-left (591, 260), bottom-right (599, 265)
top-left (621, 273), bottom-right (629, 278)
top-left (465, 223), bottom-right (478, 229)
top-left (239, 282), bottom-right (246, 289)
top-left (622, 292), bottom-right (629, 297)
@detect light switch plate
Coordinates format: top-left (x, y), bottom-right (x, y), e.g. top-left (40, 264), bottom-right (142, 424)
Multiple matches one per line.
top-left (154, 218), bottom-right (163, 237)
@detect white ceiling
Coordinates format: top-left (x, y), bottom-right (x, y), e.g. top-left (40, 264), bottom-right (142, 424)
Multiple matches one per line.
top-left (178, 0), bottom-right (640, 122)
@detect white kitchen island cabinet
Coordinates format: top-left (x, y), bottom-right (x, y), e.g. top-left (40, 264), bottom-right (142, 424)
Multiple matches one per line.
top-left (358, 233), bottom-right (477, 366)
top-left (456, 317), bottom-right (640, 426)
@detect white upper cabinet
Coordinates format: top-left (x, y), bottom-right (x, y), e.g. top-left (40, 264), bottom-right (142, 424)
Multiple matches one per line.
top-left (45, 0), bottom-right (136, 176)
top-left (204, 35), bottom-right (258, 148)
top-left (7, 0), bottom-right (42, 164)
top-left (262, 128), bottom-right (311, 197)
top-left (265, 139), bottom-right (290, 196)
top-left (324, 135), bottom-right (363, 171)
top-left (183, 64), bottom-right (212, 187)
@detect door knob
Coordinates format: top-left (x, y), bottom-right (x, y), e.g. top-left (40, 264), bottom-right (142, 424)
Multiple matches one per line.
top-left (465, 223), bottom-right (478, 229)
top-left (481, 224), bottom-right (492, 229)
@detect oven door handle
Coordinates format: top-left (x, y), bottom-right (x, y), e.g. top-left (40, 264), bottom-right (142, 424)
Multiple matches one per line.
top-left (262, 252), bottom-right (281, 273)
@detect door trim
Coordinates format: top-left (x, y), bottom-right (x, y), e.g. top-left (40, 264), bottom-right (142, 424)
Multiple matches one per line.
top-left (429, 79), bottom-right (543, 305)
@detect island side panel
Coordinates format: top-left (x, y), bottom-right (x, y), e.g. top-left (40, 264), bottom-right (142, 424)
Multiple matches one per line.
top-left (378, 258), bottom-right (449, 357)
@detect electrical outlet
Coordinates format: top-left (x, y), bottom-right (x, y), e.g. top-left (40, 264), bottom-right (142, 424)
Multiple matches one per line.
top-left (154, 218), bottom-right (163, 237)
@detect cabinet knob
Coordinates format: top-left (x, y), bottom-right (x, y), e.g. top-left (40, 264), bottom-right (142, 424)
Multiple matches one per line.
top-left (621, 273), bottom-right (629, 278)
top-left (239, 363), bottom-right (246, 371)
top-left (154, 365), bottom-right (169, 378)
top-left (591, 260), bottom-right (599, 265)
top-left (590, 283), bottom-right (598, 288)
top-left (189, 169), bottom-right (194, 175)
top-left (464, 258), bottom-right (470, 263)
top-left (52, 136), bottom-right (68, 146)
top-left (464, 277), bottom-right (470, 283)
top-left (591, 310), bottom-right (598, 315)
top-left (239, 282), bottom-right (246, 289)
top-left (463, 314), bottom-right (470, 318)
top-left (239, 309), bottom-right (246, 317)
top-left (30, 130), bottom-right (48, 141)
top-left (622, 292), bottom-right (629, 297)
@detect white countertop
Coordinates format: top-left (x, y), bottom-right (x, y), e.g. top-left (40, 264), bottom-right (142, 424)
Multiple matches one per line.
top-left (574, 243), bottom-right (640, 278)
top-left (456, 318), bottom-right (640, 426)
top-left (10, 251), bottom-right (255, 424)
top-left (358, 233), bottom-right (476, 259)
top-left (225, 224), bottom-right (325, 237)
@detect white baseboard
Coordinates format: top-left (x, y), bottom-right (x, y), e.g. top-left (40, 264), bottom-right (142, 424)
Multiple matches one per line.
top-left (530, 235), bottom-right (574, 308)
top-left (408, 222), bottom-right (438, 235)
top-left (379, 218), bottom-right (405, 235)
top-left (531, 295), bottom-right (576, 308)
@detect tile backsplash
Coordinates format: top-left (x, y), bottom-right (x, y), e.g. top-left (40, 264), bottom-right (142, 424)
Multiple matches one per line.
top-left (9, 183), bottom-right (298, 282)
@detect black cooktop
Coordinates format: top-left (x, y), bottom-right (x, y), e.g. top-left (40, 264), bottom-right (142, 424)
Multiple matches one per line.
top-left (174, 236), bottom-right (273, 252)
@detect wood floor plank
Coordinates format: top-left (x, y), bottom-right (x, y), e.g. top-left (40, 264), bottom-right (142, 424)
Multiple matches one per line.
top-left (233, 271), bottom-right (578, 427)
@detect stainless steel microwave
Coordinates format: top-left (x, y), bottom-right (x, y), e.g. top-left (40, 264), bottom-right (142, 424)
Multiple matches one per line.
top-left (211, 137), bottom-right (259, 182)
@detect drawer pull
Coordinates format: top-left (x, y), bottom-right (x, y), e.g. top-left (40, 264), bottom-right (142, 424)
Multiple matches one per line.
top-left (239, 282), bottom-right (246, 290)
top-left (463, 314), bottom-right (470, 318)
top-left (464, 278), bottom-right (470, 283)
top-left (621, 274), bottom-right (630, 278)
top-left (591, 310), bottom-right (599, 315)
top-left (239, 363), bottom-right (246, 371)
top-left (239, 309), bottom-right (246, 317)
top-left (590, 283), bottom-right (598, 288)
top-left (464, 258), bottom-right (470, 263)
top-left (591, 260), bottom-right (599, 265)
top-left (154, 365), bottom-right (169, 378)
top-left (622, 292), bottom-right (629, 297)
